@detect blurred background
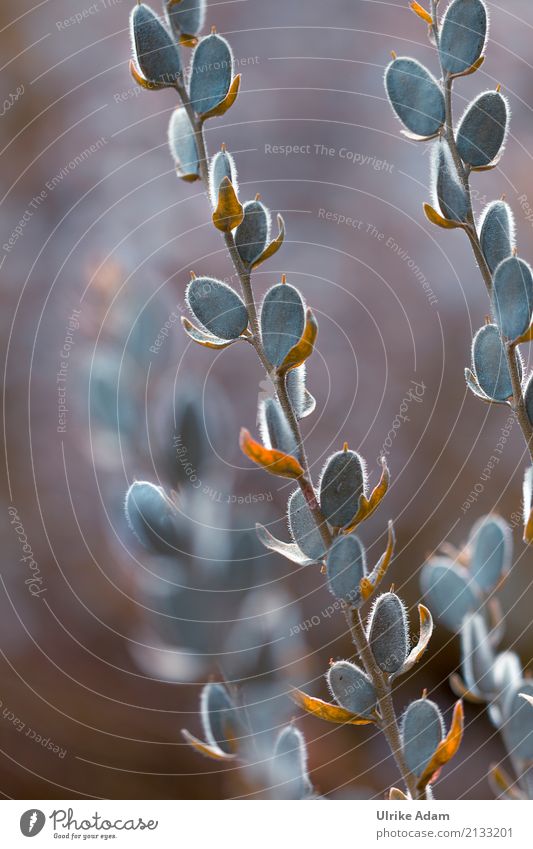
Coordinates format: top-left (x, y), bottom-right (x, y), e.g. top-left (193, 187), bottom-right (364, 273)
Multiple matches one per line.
top-left (1, 0), bottom-right (533, 800)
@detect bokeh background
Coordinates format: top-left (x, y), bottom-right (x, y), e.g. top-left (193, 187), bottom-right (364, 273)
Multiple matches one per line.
top-left (1, 0), bottom-right (533, 800)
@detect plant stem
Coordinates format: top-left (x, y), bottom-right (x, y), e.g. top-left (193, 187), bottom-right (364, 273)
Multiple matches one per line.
top-left (344, 607), bottom-right (419, 799)
top-left (430, 1), bottom-right (533, 461)
top-left (174, 59), bottom-right (415, 799)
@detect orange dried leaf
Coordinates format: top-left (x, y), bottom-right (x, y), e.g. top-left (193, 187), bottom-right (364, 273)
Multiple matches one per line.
top-left (202, 74), bottom-right (241, 120)
top-left (279, 308), bottom-right (318, 373)
top-left (290, 687), bottom-right (374, 726)
top-left (344, 456), bottom-right (390, 533)
top-left (360, 520), bottom-right (395, 602)
top-left (181, 729), bottom-right (236, 761)
top-left (417, 701), bottom-right (464, 791)
top-left (129, 59), bottom-right (167, 91)
top-left (423, 203), bottom-right (466, 230)
top-left (212, 177), bottom-right (244, 232)
top-left (392, 604), bottom-right (433, 679)
top-left (239, 428), bottom-right (304, 479)
top-left (451, 55), bottom-right (485, 79)
top-left (409, 2), bottom-right (433, 25)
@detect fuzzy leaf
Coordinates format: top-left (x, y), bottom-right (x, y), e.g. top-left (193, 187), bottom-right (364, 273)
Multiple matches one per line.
top-left (130, 4), bottom-right (182, 87)
top-left (326, 534), bottom-right (367, 605)
top-left (401, 698), bottom-right (445, 778)
top-left (416, 701), bottom-right (464, 791)
top-left (186, 275), bottom-right (248, 339)
top-left (492, 257), bottom-right (533, 342)
top-left (189, 33), bottom-right (233, 115)
top-left (319, 448), bottom-right (366, 529)
top-left (468, 514), bottom-right (512, 592)
top-left (367, 592), bottom-right (409, 675)
top-left (261, 282), bottom-right (306, 367)
top-left (125, 481), bottom-right (184, 554)
top-left (168, 107), bottom-right (200, 180)
top-left (271, 726), bottom-right (313, 800)
top-left (420, 556), bottom-right (480, 631)
top-left (240, 428), bottom-right (304, 479)
top-left (433, 142), bottom-right (469, 222)
top-left (456, 91), bottom-right (509, 168)
top-left (472, 323), bottom-right (514, 402)
top-left (208, 148), bottom-right (237, 208)
top-left (288, 488), bottom-right (328, 561)
top-left (290, 687), bottom-right (374, 725)
top-left (166, 0), bottom-right (206, 40)
top-left (479, 200), bottom-right (515, 274)
top-left (385, 57), bottom-right (445, 137)
top-left (252, 214), bottom-right (285, 269)
top-left (235, 199), bottom-right (271, 265)
top-left (327, 661), bottom-right (377, 718)
top-left (439, 0), bottom-right (487, 76)
top-left (259, 397), bottom-right (299, 458)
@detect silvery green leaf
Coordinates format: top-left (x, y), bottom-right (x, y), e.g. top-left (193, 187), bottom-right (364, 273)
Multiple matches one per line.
top-left (439, 0), bottom-right (488, 75)
top-left (287, 488), bottom-right (328, 562)
top-left (319, 449), bottom-right (366, 528)
top-left (255, 522), bottom-right (315, 566)
top-left (433, 141), bottom-right (469, 222)
top-left (326, 534), bottom-right (367, 605)
top-left (367, 592), bottom-right (409, 674)
top-left (502, 681), bottom-right (533, 763)
top-left (384, 57), bottom-right (445, 137)
top-left (125, 481), bottom-right (184, 554)
top-left (472, 323), bottom-right (514, 402)
top-left (260, 283), bottom-right (305, 367)
top-left (401, 698), bottom-right (445, 777)
top-left (420, 556), bottom-right (480, 631)
top-left (165, 0), bottom-right (206, 39)
top-left (493, 652), bottom-right (523, 714)
top-left (492, 257), bottom-right (533, 342)
top-left (270, 726), bottom-right (313, 800)
top-left (208, 148), bottom-right (237, 208)
top-left (456, 91), bottom-right (509, 167)
top-left (131, 3), bottom-right (182, 85)
top-left (186, 276), bottom-right (248, 339)
top-left (259, 397), bottom-right (299, 458)
top-left (461, 613), bottom-right (495, 698)
top-left (468, 514), bottom-right (512, 592)
top-left (327, 660), bottom-right (377, 718)
top-left (235, 200), bottom-right (271, 266)
top-left (189, 33), bottom-right (233, 115)
top-left (287, 366), bottom-right (315, 419)
top-left (168, 107), bottom-right (199, 179)
top-left (479, 200), bottom-right (515, 274)
top-left (201, 682), bottom-right (242, 755)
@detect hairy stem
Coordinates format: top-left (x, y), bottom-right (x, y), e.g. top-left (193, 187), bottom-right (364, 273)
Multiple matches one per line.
top-left (430, 1), bottom-right (533, 461)
top-left (344, 608), bottom-right (419, 799)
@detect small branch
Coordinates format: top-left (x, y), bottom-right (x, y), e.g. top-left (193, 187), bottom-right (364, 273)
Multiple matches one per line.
top-left (344, 608), bottom-right (419, 799)
top-left (430, 4), bottom-right (533, 462)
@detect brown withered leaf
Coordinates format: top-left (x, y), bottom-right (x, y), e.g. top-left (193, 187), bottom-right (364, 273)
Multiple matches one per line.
top-left (416, 701), bottom-right (464, 791)
top-left (389, 787), bottom-right (409, 800)
top-left (343, 456), bottom-right (390, 533)
top-left (213, 177), bottom-right (244, 232)
top-left (201, 75), bottom-right (241, 120)
top-left (181, 729), bottom-right (237, 761)
top-left (409, 2), bottom-right (432, 25)
top-left (181, 316), bottom-right (248, 349)
top-left (129, 59), bottom-right (168, 91)
top-left (278, 309), bottom-right (318, 373)
top-left (240, 428), bottom-right (304, 478)
top-left (251, 214), bottom-right (285, 268)
top-left (423, 203), bottom-right (466, 230)
top-left (391, 604), bottom-right (433, 680)
top-left (359, 520), bottom-right (395, 602)
top-left (290, 687), bottom-right (374, 725)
